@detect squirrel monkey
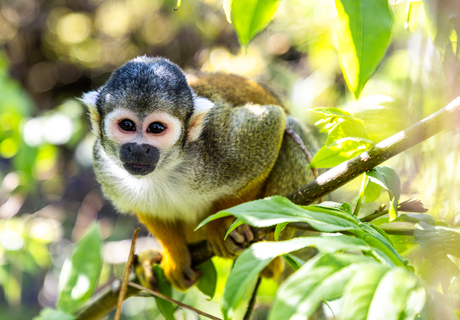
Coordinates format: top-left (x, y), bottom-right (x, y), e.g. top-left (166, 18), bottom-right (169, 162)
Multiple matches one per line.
top-left (82, 56), bottom-right (318, 290)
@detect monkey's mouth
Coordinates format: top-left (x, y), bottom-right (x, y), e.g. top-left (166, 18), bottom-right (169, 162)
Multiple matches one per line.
top-left (123, 162), bottom-right (156, 176)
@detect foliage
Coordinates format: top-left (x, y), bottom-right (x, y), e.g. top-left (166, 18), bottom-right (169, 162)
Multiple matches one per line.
top-left (229, 0), bottom-right (282, 49)
top-left (56, 223), bottom-right (102, 314)
top-left (31, 224), bottom-right (102, 319)
top-left (200, 193), bottom-right (427, 319)
top-left (1, 0), bottom-right (460, 319)
top-left (308, 107), bottom-right (373, 169)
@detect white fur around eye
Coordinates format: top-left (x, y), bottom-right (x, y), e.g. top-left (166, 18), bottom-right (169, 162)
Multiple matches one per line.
top-left (142, 113), bottom-right (182, 149)
top-left (104, 109), bottom-right (140, 143)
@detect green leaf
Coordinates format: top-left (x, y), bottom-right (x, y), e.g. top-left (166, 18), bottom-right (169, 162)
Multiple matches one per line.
top-left (308, 139), bottom-right (371, 169)
top-left (33, 308), bottom-right (75, 320)
top-left (310, 107), bottom-right (354, 119)
top-left (340, 202), bottom-right (353, 215)
top-left (366, 268), bottom-right (426, 320)
top-left (414, 222), bottom-right (460, 292)
top-left (359, 223), bottom-right (405, 267)
top-left (269, 253), bottom-right (376, 320)
top-left (328, 136), bottom-right (374, 148)
top-left (196, 196), bottom-right (362, 234)
top-left (283, 254), bottom-right (305, 271)
top-left (363, 179), bottom-right (383, 203)
top-left (153, 264), bottom-right (176, 320)
top-left (326, 118), bottom-right (369, 147)
top-left (231, 0), bottom-right (282, 47)
top-left (389, 196), bottom-right (398, 221)
top-left (341, 264), bottom-right (389, 320)
top-left (57, 223), bottom-right (102, 314)
top-left (362, 234), bottom-right (403, 267)
top-left (224, 218), bottom-right (244, 240)
top-left (309, 203), bottom-right (361, 224)
top-left (274, 222), bottom-right (289, 241)
top-left (196, 259), bottom-right (217, 299)
top-left (367, 167), bottom-right (401, 220)
top-left (363, 223), bottom-right (393, 246)
top-left (334, 0), bottom-right (394, 98)
top-left (222, 236), bottom-right (371, 319)
top-left (223, 0), bottom-right (233, 23)
top-left (366, 167), bottom-right (386, 189)
top-left (392, 213), bottom-right (435, 225)
top-left (314, 201), bottom-right (346, 211)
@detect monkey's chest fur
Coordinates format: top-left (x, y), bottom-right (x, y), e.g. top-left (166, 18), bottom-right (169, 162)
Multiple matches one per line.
top-left (93, 139), bottom-right (243, 224)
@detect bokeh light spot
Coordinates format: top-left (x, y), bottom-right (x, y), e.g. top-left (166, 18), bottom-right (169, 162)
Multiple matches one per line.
top-left (43, 113), bottom-right (73, 145)
top-left (23, 118), bottom-right (43, 147)
top-left (96, 2), bottom-right (131, 38)
top-left (0, 137), bottom-right (19, 158)
top-left (1, 229), bottom-right (24, 251)
top-left (57, 13), bottom-right (91, 44)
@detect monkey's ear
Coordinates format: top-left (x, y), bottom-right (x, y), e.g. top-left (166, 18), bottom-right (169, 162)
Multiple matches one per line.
top-left (188, 97), bottom-right (214, 141)
top-left (80, 91), bottom-right (101, 137)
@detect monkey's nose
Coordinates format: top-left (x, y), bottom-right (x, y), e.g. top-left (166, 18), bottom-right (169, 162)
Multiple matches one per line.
top-left (120, 143), bottom-right (160, 165)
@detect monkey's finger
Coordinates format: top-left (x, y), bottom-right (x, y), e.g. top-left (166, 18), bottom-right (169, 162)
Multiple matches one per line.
top-left (217, 237), bottom-right (241, 258)
top-left (224, 237), bottom-right (244, 255)
top-left (229, 229), bottom-right (246, 244)
top-left (241, 224), bottom-right (254, 243)
top-left (230, 224), bottom-right (254, 246)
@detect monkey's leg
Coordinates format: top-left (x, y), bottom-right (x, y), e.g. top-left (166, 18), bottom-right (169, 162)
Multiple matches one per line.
top-left (136, 214), bottom-right (201, 291)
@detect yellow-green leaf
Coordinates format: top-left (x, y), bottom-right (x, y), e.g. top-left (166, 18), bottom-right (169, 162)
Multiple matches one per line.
top-left (56, 223), bottom-right (102, 314)
top-left (232, 0), bottom-right (281, 47)
top-left (334, 0), bottom-right (394, 98)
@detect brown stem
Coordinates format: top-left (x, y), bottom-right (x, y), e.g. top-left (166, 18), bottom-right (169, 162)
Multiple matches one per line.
top-left (128, 282), bottom-right (221, 320)
top-left (114, 228), bottom-right (139, 320)
top-left (75, 275), bottom-right (141, 320)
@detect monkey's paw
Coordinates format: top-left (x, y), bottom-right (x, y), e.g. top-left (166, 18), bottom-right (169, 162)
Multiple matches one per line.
top-left (134, 249), bottom-right (201, 291)
top-left (206, 217), bottom-right (254, 258)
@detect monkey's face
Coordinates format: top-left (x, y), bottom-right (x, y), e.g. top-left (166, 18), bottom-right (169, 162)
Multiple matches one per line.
top-left (102, 107), bottom-right (183, 176)
top-left (82, 56), bottom-right (214, 177)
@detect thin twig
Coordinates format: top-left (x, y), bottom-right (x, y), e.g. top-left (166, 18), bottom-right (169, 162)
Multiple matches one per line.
top-left (114, 228), bottom-right (140, 320)
top-left (360, 209), bottom-right (390, 223)
top-left (243, 277), bottom-right (262, 320)
top-left (128, 282), bottom-right (222, 320)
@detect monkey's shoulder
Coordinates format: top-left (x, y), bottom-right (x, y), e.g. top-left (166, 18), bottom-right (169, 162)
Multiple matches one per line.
top-left (186, 72), bottom-right (283, 108)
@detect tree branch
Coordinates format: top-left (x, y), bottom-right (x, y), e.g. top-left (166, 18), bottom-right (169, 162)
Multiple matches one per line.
top-left (288, 97), bottom-right (460, 205)
top-left (75, 97), bottom-right (460, 320)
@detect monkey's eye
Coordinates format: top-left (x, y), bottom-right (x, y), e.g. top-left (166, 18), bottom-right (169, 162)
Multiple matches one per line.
top-left (119, 119), bottom-right (136, 132)
top-left (148, 122), bottom-right (166, 134)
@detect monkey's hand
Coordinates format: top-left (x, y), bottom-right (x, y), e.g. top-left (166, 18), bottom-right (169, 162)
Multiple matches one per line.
top-left (206, 217), bottom-right (254, 258)
top-left (134, 248), bottom-right (201, 291)
top-left (134, 250), bottom-right (163, 290)
top-left (136, 214), bottom-right (202, 291)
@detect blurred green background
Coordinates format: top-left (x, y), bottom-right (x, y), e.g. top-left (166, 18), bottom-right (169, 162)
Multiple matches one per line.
top-left (0, 0), bottom-right (460, 319)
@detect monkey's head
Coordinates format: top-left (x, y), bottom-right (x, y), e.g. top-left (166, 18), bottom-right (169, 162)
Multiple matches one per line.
top-left (81, 56), bottom-right (213, 176)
